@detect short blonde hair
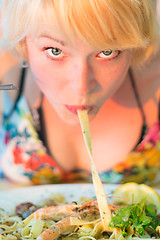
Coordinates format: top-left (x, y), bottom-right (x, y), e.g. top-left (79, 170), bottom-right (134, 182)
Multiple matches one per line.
top-left (1, 0), bottom-right (160, 66)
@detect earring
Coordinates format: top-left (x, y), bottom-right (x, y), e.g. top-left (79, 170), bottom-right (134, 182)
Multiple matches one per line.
top-left (21, 60), bottom-right (28, 68)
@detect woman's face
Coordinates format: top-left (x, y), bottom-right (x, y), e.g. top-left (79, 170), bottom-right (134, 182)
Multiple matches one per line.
top-left (26, 20), bottom-right (132, 125)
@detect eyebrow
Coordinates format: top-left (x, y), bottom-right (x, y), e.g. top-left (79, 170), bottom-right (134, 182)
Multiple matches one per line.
top-left (38, 34), bottom-right (66, 46)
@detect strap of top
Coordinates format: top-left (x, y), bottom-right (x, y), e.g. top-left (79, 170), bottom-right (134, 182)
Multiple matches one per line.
top-left (158, 99), bottom-right (160, 121)
top-left (128, 68), bottom-right (148, 144)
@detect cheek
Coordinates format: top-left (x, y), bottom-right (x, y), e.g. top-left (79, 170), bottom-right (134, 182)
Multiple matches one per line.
top-left (97, 53), bottom-right (131, 88)
top-left (27, 48), bottom-right (64, 94)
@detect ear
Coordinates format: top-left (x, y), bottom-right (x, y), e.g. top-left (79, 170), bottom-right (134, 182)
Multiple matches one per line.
top-left (14, 39), bottom-right (29, 61)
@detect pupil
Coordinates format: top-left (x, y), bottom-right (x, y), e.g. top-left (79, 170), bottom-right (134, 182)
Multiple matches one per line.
top-left (103, 50), bottom-right (112, 55)
top-left (52, 48), bottom-right (61, 55)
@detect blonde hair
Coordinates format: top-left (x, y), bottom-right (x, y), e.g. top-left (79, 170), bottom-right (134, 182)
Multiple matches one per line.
top-left (1, 0), bottom-right (160, 66)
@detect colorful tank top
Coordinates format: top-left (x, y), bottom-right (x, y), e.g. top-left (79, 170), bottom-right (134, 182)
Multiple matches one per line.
top-left (0, 70), bottom-right (160, 187)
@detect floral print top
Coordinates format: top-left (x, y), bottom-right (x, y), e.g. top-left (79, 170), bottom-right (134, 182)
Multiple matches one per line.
top-left (0, 91), bottom-right (160, 187)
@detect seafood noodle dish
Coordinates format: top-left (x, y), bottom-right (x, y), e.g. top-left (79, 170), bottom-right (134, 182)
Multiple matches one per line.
top-left (0, 182), bottom-right (159, 240)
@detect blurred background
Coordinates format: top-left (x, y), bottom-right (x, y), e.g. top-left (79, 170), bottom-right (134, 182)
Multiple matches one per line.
top-left (0, 5), bottom-right (19, 119)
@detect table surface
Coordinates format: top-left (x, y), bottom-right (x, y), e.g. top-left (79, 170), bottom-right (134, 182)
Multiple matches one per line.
top-left (0, 178), bottom-right (160, 191)
top-left (0, 178), bottom-right (32, 190)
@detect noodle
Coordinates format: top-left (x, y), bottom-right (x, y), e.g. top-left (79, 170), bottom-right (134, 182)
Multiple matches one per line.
top-left (0, 192), bottom-right (159, 240)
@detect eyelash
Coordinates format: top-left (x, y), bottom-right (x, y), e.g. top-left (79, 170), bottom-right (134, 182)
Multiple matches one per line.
top-left (96, 50), bottom-right (121, 60)
top-left (44, 47), bottom-right (66, 60)
top-left (43, 47), bottom-right (121, 61)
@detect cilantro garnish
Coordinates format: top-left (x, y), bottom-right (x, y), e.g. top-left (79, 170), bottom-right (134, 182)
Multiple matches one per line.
top-left (109, 201), bottom-right (160, 237)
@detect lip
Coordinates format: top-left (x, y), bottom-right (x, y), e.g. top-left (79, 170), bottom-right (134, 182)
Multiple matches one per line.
top-left (65, 105), bottom-right (94, 114)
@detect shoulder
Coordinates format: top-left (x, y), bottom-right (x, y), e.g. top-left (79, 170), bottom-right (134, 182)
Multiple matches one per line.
top-left (2, 64), bottom-right (41, 109)
top-left (133, 51), bottom-right (160, 126)
top-left (2, 63), bottom-right (22, 102)
top-left (0, 51), bottom-right (19, 83)
top-left (136, 53), bottom-right (160, 100)
top-left (134, 51), bottom-right (160, 97)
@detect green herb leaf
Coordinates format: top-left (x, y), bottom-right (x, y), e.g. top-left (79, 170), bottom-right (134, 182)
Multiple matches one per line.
top-left (109, 201), bottom-right (159, 237)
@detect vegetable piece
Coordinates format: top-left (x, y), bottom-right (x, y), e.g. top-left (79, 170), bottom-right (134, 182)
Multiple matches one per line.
top-left (109, 201), bottom-right (160, 237)
top-left (113, 182), bottom-right (160, 214)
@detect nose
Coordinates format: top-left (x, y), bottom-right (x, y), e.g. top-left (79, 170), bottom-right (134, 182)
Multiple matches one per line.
top-left (70, 58), bottom-right (97, 96)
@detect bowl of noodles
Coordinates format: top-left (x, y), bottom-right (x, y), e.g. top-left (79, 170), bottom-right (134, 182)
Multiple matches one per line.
top-left (0, 183), bottom-right (159, 240)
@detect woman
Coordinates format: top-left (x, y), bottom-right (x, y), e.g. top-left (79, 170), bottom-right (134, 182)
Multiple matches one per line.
top-left (0, 0), bottom-right (160, 186)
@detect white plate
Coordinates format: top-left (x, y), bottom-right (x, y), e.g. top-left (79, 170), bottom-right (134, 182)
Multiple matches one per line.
top-left (0, 183), bottom-right (159, 215)
top-left (0, 183), bottom-right (119, 214)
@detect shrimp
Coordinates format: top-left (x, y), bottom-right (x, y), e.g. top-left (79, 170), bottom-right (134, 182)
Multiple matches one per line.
top-left (36, 202), bottom-right (100, 240)
top-left (34, 203), bottom-right (78, 221)
top-left (34, 201), bottom-right (117, 221)
top-left (35, 201), bottom-right (117, 240)
top-left (36, 216), bottom-right (76, 240)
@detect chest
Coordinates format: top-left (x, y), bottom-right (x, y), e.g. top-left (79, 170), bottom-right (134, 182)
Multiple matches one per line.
top-left (43, 100), bottom-right (146, 172)
top-left (36, 65), bottom-right (159, 172)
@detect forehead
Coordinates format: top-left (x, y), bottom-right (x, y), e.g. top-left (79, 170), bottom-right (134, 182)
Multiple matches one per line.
top-left (33, 14), bottom-right (119, 51)
top-left (33, 20), bottom-right (80, 49)
top-left (32, 2), bottom-right (117, 49)
top-left (28, 0), bottom-right (147, 51)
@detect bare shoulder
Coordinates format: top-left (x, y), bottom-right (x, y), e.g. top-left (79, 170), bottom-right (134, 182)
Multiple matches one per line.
top-left (133, 51), bottom-right (160, 126)
top-left (2, 65), bottom-right (41, 108)
top-left (134, 51), bottom-right (160, 101)
top-left (2, 63), bottom-right (22, 101)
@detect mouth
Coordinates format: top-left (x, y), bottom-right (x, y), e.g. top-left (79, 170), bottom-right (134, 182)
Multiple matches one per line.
top-left (65, 105), bottom-right (94, 114)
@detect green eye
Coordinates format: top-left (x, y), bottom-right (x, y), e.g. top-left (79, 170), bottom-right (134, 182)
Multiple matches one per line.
top-left (97, 49), bottom-right (120, 59)
top-left (50, 48), bottom-right (62, 56)
top-left (102, 50), bottom-right (113, 56)
top-left (45, 47), bottom-right (65, 59)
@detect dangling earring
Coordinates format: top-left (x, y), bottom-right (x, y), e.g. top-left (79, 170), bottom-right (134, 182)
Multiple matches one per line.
top-left (21, 60), bottom-right (28, 68)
